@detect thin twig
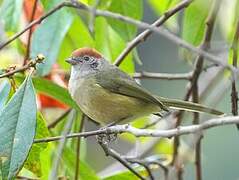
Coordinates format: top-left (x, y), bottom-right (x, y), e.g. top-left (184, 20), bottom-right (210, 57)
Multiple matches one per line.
top-left (231, 20), bottom-right (239, 120)
top-left (126, 158), bottom-right (155, 180)
top-left (0, 54), bottom-right (45, 78)
top-left (49, 109), bottom-right (75, 179)
top-left (133, 71), bottom-right (192, 80)
top-left (47, 108), bottom-right (71, 129)
top-left (0, 0), bottom-right (234, 71)
top-left (74, 3), bottom-right (231, 70)
top-left (88, 0), bottom-right (100, 33)
top-left (24, 0), bottom-right (38, 65)
top-left (74, 114), bottom-right (86, 180)
top-left (190, 1), bottom-right (221, 180)
top-left (171, 1), bottom-right (221, 177)
top-left (114, 0), bottom-right (194, 66)
top-left (33, 115), bottom-right (239, 143)
top-left (97, 135), bottom-right (146, 180)
top-left (0, 1), bottom-right (71, 50)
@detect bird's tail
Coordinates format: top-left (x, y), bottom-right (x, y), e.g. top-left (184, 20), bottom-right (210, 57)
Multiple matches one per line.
top-left (157, 96), bottom-right (224, 116)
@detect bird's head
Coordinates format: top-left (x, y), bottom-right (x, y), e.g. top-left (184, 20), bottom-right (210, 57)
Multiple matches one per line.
top-left (66, 47), bottom-right (108, 77)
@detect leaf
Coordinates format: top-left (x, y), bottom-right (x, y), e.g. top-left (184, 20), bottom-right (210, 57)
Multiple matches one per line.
top-left (182, 0), bottom-right (212, 45)
top-left (31, 0), bottom-right (73, 76)
top-left (181, 0), bottom-right (212, 61)
top-left (0, 80), bottom-right (11, 111)
top-left (0, 0), bottom-right (23, 31)
top-left (147, 0), bottom-right (179, 31)
top-left (58, 15), bottom-right (94, 70)
top-left (0, 75), bottom-right (37, 180)
top-left (63, 147), bottom-right (99, 180)
top-left (103, 169), bottom-right (146, 180)
top-left (94, 17), bottom-right (134, 73)
top-left (14, 75), bottom-right (80, 111)
top-left (24, 113), bottom-right (50, 177)
top-left (218, 0), bottom-right (239, 41)
top-left (107, 0), bottom-right (143, 41)
top-left (87, 0), bottom-right (112, 9)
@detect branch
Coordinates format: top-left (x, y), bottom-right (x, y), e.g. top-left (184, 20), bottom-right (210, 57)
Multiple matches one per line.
top-left (231, 20), bottom-right (239, 120)
top-left (133, 71), bottom-right (192, 80)
top-left (190, 1), bottom-right (221, 180)
top-left (24, 0), bottom-right (39, 65)
top-left (97, 134), bottom-right (146, 180)
top-left (114, 0), bottom-right (194, 66)
top-left (0, 1), bottom-right (70, 50)
top-left (0, 54), bottom-right (45, 79)
top-left (68, 1), bottom-right (233, 70)
top-left (34, 115), bottom-right (239, 143)
top-left (0, 0), bottom-right (234, 72)
top-left (47, 108), bottom-right (71, 129)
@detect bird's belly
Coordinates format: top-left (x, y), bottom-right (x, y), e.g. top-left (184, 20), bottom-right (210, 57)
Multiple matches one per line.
top-left (71, 80), bottom-right (157, 125)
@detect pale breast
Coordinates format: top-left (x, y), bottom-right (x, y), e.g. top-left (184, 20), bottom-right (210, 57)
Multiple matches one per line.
top-left (69, 77), bottom-right (158, 125)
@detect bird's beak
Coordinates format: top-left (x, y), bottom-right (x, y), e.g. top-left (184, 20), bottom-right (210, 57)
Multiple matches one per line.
top-left (65, 57), bottom-right (78, 65)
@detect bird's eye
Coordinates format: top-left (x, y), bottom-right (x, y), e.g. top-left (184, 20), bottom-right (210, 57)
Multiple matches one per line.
top-left (83, 56), bottom-right (90, 61)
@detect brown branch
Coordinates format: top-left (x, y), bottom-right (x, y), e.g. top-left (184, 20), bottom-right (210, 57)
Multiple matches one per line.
top-left (24, 0), bottom-right (39, 65)
top-left (0, 54), bottom-right (45, 78)
top-left (171, 1), bottom-right (222, 179)
top-left (231, 20), bottom-right (239, 122)
top-left (126, 158), bottom-right (155, 180)
top-left (113, 0), bottom-right (194, 66)
top-left (0, 0), bottom-right (234, 72)
top-left (69, 0), bottom-right (232, 70)
top-left (133, 71), bottom-right (192, 80)
top-left (191, 1), bottom-right (221, 180)
top-left (47, 108), bottom-right (71, 129)
top-left (0, 1), bottom-right (71, 50)
top-left (97, 134), bottom-right (146, 180)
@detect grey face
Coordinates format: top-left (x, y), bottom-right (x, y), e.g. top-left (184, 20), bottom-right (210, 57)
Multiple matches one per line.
top-left (66, 55), bottom-right (99, 67)
top-left (66, 55), bottom-right (103, 78)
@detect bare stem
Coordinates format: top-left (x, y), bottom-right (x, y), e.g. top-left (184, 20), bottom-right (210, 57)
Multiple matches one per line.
top-left (231, 20), bottom-right (239, 123)
top-left (0, 54), bottom-right (45, 79)
top-left (24, 0), bottom-right (39, 65)
top-left (34, 115), bottom-right (239, 143)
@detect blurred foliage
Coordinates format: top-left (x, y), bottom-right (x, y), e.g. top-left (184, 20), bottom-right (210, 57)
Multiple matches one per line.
top-left (0, 0), bottom-right (238, 179)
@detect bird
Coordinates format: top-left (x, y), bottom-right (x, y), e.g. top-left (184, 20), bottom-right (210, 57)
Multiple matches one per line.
top-left (66, 47), bottom-right (223, 125)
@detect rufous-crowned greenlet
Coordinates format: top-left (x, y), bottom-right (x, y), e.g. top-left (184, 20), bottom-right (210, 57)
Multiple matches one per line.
top-left (66, 47), bottom-right (223, 125)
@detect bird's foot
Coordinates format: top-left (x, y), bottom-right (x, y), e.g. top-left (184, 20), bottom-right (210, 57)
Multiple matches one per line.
top-left (96, 127), bottom-right (118, 144)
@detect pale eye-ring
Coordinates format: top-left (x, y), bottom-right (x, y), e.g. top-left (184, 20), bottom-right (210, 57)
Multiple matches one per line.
top-left (83, 56), bottom-right (90, 61)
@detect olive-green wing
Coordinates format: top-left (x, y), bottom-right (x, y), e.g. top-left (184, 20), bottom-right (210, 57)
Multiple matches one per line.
top-left (95, 69), bottom-right (169, 111)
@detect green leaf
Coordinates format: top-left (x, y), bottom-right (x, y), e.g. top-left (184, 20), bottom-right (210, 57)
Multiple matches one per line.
top-left (14, 75), bottom-right (80, 111)
top-left (218, 0), bottom-right (239, 41)
top-left (0, 80), bottom-right (11, 111)
top-left (147, 0), bottom-right (179, 31)
top-left (107, 0), bottom-right (143, 41)
top-left (95, 17), bottom-right (134, 73)
top-left (63, 147), bottom-right (99, 180)
top-left (0, 75), bottom-right (37, 180)
top-left (182, 0), bottom-right (211, 45)
top-left (58, 15), bottom-right (94, 70)
top-left (103, 170), bottom-right (145, 180)
top-left (31, 0), bottom-right (73, 76)
top-left (0, 0), bottom-right (23, 31)
top-left (24, 113), bottom-right (50, 177)
top-left (87, 0), bottom-right (112, 9)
